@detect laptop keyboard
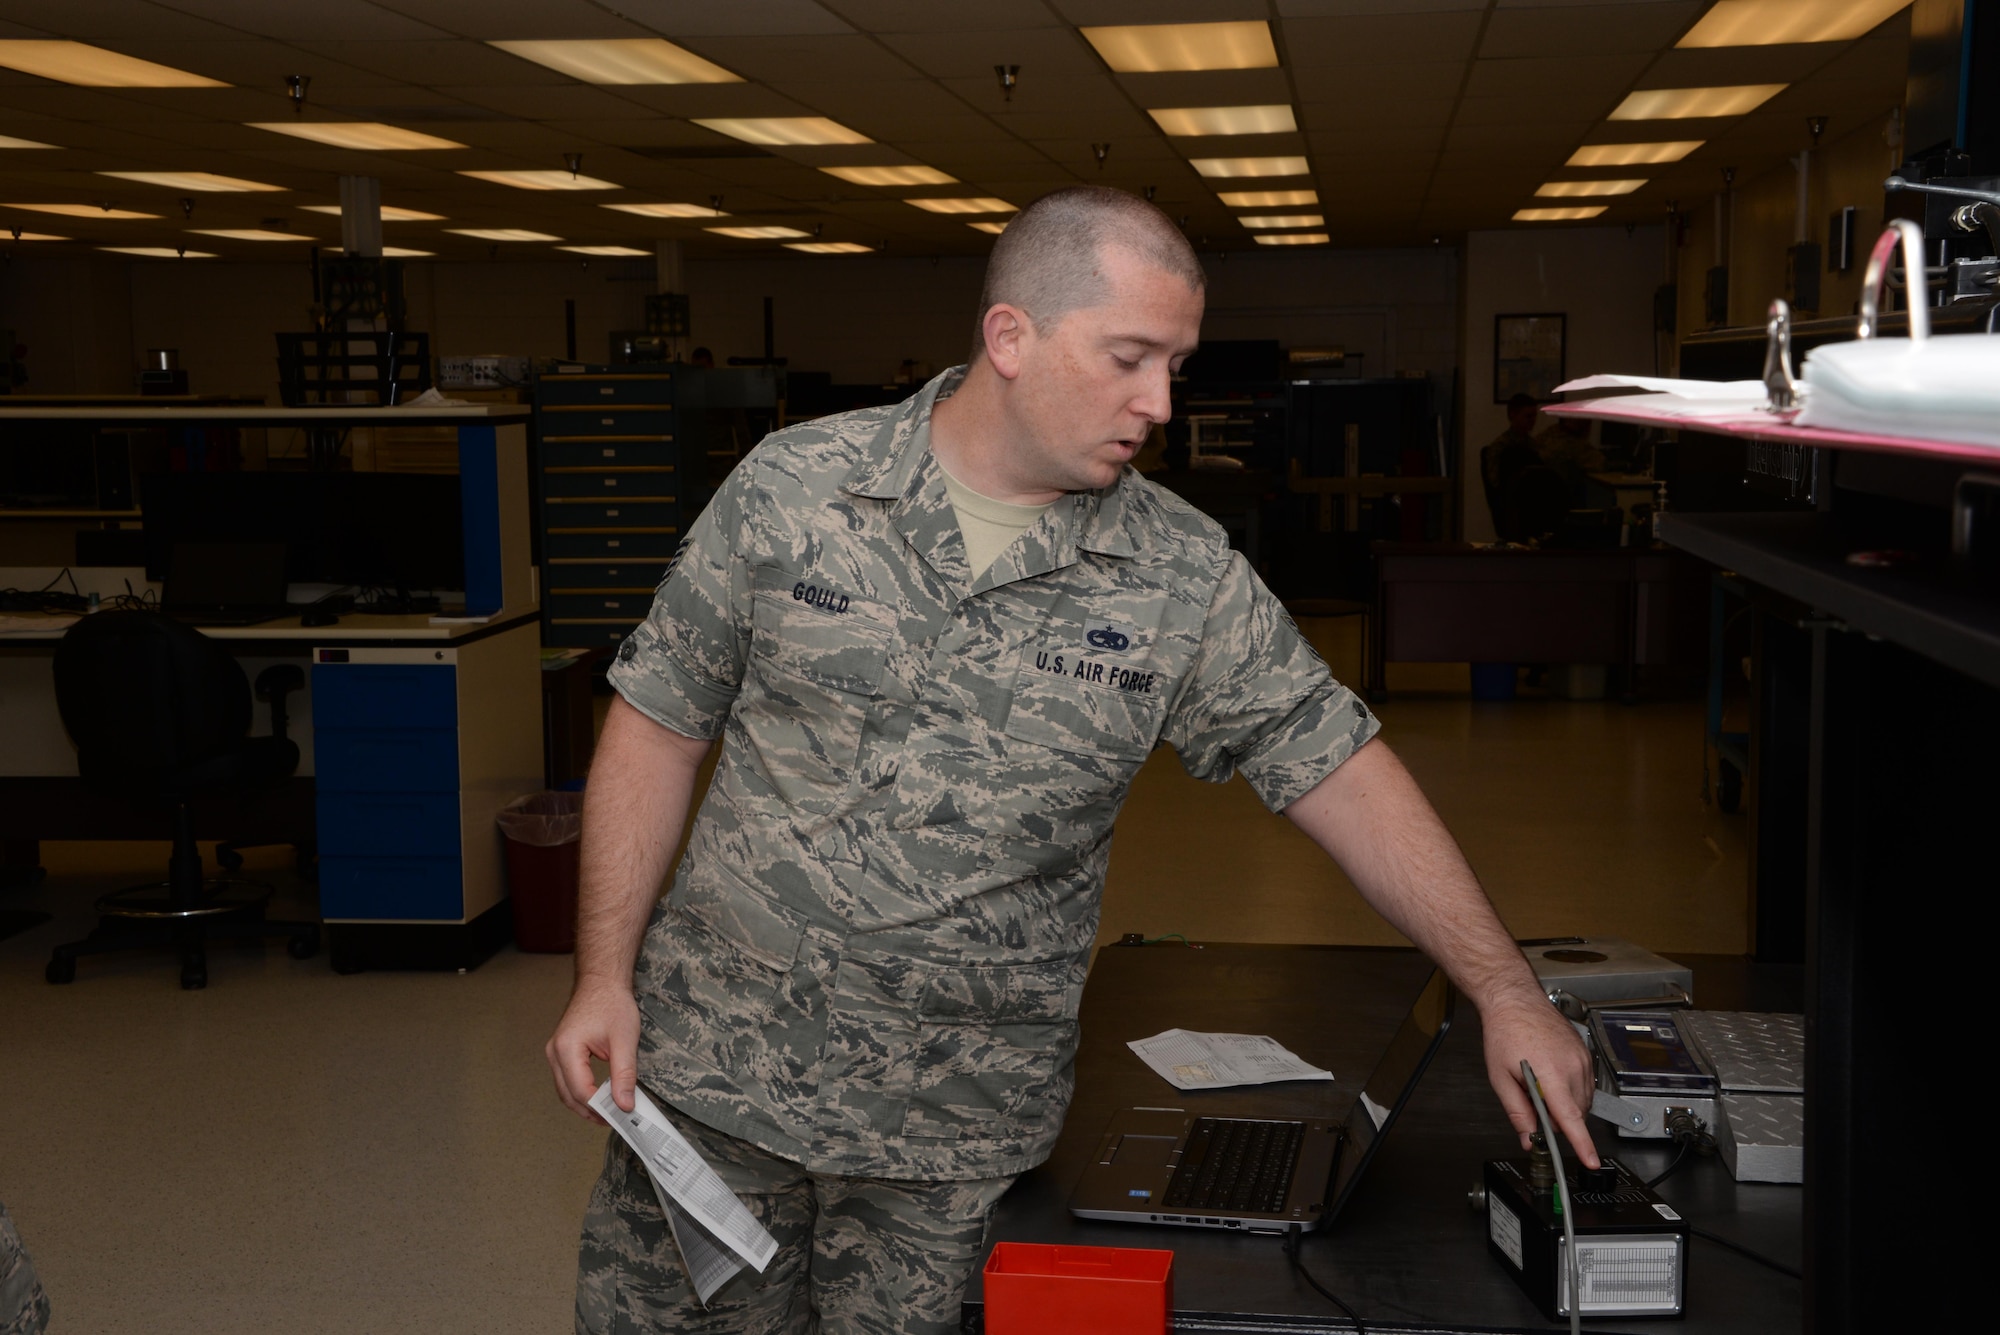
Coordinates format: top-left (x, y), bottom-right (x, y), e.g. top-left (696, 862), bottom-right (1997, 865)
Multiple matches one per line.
top-left (1162, 1118), bottom-right (1305, 1213)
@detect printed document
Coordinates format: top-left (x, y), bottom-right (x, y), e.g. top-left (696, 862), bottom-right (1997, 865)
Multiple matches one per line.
top-left (1128, 1030), bottom-right (1334, 1091)
top-left (589, 1083), bottom-right (779, 1304)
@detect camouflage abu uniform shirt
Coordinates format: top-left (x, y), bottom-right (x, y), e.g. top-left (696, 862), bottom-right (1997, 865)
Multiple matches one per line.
top-left (609, 366), bottom-right (1379, 1180)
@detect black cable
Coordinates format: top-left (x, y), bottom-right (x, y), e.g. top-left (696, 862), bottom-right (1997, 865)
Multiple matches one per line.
top-left (1689, 1225), bottom-right (1800, 1280)
top-left (1645, 1139), bottom-right (1691, 1188)
top-left (1284, 1224), bottom-right (1365, 1334)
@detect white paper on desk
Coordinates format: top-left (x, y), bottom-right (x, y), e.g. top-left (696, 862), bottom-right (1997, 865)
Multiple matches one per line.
top-left (1128, 1030), bottom-right (1334, 1091)
top-left (590, 1083), bottom-right (778, 1287)
top-left (1555, 374), bottom-right (1770, 401)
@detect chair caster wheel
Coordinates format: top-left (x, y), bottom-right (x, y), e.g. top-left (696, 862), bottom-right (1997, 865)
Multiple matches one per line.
top-left (287, 927), bottom-right (321, 960)
top-left (46, 955), bottom-right (75, 985)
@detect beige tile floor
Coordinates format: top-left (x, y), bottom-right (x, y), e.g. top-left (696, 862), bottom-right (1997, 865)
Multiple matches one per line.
top-left (0, 617), bottom-right (1747, 1333)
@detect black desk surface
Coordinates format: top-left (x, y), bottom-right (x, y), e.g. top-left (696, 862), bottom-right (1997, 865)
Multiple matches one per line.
top-left (968, 943), bottom-right (1802, 1333)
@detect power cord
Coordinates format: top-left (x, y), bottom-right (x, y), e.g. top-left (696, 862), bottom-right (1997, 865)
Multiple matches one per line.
top-left (1521, 1061), bottom-right (1581, 1335)
top-left (1688, 1225), bottom-right (1801, 1280)
top-left (1282, 1224), bottom-right (1365, 1334)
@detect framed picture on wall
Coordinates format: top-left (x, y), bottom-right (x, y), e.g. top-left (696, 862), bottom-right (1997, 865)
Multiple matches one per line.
top-left (1493, 313), bottom-right (1566, 402)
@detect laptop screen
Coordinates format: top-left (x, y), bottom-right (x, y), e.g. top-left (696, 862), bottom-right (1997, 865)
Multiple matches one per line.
top-left (166, 541), bottom-right (289, 608)
top-left (1327, 970), bottom-right (1455, 1219)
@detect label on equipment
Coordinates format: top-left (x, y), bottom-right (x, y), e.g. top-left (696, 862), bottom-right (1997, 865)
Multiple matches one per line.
top-left (1652, 1202), bottom-right (1682, 1221)
top-left (1489, 1198), bottom-right (1525, 1268)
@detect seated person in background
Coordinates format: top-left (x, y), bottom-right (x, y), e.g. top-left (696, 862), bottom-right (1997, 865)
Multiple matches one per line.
top-left (1481, 393), bottom-right (1544, 542)
top-left (1535, 413), bottom-right (1606, 499)
top-left (689, 346), bottom-right (716, 370)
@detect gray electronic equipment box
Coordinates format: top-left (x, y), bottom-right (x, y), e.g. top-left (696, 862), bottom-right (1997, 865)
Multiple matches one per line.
top-left (1526, 937), bottom-right (1693, 1006)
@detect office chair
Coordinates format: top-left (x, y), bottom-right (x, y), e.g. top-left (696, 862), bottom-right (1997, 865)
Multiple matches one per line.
top-left (46, 610), bottom-right (321, 989)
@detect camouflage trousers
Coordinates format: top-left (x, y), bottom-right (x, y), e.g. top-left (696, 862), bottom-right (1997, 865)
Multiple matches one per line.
top-left (576, 1095), bottom-right (1017, 1334)
top-left (1, 1199), bottom-right (50, 1335)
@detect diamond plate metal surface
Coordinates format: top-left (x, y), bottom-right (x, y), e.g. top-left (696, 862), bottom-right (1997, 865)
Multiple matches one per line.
top-left (1682, 1011), bottom-right (1804, 1093)
top-left (1717, 1092), bottom-right (1805, 1184)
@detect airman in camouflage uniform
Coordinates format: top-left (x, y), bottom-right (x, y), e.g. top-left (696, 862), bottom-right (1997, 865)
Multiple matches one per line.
top-left (1, 1200), bottom-right (50, 1335)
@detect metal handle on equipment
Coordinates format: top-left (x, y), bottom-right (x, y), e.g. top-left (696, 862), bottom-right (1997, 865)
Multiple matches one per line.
top-left (1762, 298), bottom-right (1801, 411)
top-left (1858, 218), bottom-right (1931, 341)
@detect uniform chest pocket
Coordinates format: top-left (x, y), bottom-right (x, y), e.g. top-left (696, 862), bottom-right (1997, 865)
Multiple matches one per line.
top-left (742, 580), bottom-right (892, 811)
top-left (1003, 661), bottom-right (1166, 762)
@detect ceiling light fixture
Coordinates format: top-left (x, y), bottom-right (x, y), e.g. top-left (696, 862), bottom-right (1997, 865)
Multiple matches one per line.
top-left (249, 122), bottom-right (465, 151)
top-left (101, 246), bottom-right (215, 258)
top-left (187, 229), bottom-right (314, 241)
top-left (1536, 179), bottom-right (1647, 197)
top-left (1148, 105), bottom-right (1297, 137)
top-left (1081, 21), bottom-right (1278, 73)
top-left (1253, 232), bottom-right (1330, 246)
top-left (299, 204), bottom-right (445, 221)
top-left (5, 203), bottom-right (159, 219)
top-left (0, 40), bottom-right (224, 87)
top-left (1567, 141), bottom-right (1704, 167)
top-left (693, 117), bottom-right (870, 147)
top-left (557, 245), bottom-right (652, 256)
top-left (446, 228), bottom-right (562, 242)
top-left (458, 169), bottom-right (619, 191)
top-left (1678, 0), bottom-right (1909, 48)
top-left (968, 221), bottom-right (1008, 235)
top-left (603, 202), bottom-right (730, 218)
top-left (98, 171), bottom-right (283, 193)
top-left (488, 39), bottom-right (738, 84)
top-left (819, 165), bottom-right (957, 187)
top-left (0, 134), bottom-right (57, 149)
top-left (996, 64), bottom-right (1019, 102)
top-left (328, 245), bottom-right (435, 258)
top-left (1514, 206), bottom-right (1609, 221)
top-left (1190, 156), bottom-right (1309, 179)
top-left (785, 241), bottom-right (873, 254)
top-left (706, 225), bottom-right (811, 239)
top-left (1609, 85), bottom-right (1786, 120)
top-left (9, 231), bottom-right (67, 240)
top-left (1092, 142), bottom-right (1111, 169)
top-left (286, 74), bottom-right (309, 114)
top-left (1237, 213), bottom-right (1324, 229)
top-left (1218, 189), bottom-right (1319, 207)
top-left (905, 197), bottom-right (1017, 215)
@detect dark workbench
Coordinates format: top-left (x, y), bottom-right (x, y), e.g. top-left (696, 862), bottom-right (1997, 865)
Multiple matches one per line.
top-left (966, 943), bottom-right (1802, 1333)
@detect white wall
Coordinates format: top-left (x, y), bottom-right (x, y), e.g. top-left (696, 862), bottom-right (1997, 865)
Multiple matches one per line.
top-left (1461, 225), bottom-right (1665, 540)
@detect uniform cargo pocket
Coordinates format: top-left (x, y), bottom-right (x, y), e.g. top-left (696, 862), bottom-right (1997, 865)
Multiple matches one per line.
top-left (637, 880), bottom-right (807, 1071)
top-left (901, 959), bottom-right (1082, 1142)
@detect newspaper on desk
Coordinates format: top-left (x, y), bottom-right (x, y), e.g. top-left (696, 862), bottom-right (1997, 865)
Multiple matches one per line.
top-left (588, 1082), bottom-right (778, 1306)
top-left (1129, 1029), bottom-right (1334, 1091)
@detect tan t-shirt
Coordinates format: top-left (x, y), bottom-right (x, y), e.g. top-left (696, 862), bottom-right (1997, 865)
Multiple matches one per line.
top-left (938, 461), bottom-right (1054, 576)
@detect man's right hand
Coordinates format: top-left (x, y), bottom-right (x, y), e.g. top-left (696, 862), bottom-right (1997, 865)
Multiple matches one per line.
top-left (546, 976), bottom-right (641, 1123)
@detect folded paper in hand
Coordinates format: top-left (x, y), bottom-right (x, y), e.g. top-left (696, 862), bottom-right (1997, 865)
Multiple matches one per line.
top-left (589, 1082), bottom-right (779, 1305)
top-left (1129, 1030), bottom-right (1335, 1091)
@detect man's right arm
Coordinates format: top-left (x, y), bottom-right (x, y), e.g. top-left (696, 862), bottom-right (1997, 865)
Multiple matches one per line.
top-left (544, 694), bottom-right (714, 1122)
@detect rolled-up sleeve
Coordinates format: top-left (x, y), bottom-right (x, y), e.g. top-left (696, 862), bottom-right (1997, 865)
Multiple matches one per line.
top-left (1161, 551), bottom-right (1380, 812)
top-left (606, 468), bottom-right (754, 740)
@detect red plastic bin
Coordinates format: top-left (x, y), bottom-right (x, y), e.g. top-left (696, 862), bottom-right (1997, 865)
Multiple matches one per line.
top-left (983, 1241), bottom-right (1173, 1335)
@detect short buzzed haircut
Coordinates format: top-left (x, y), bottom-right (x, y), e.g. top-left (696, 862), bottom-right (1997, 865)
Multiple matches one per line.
top-left (971, 186), bottom-right (1204, 360)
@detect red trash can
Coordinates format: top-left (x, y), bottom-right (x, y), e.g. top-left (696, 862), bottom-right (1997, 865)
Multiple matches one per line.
top-left (497, 791), bottom-right (584, 953)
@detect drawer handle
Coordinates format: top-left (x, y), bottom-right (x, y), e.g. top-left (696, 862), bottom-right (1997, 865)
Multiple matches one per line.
top-left (606, 508), bottom-right (620, 517)
top-left (604, 600), bottom-right (619, 608)
top-left (604, 478), bottom-right (618, 487)
top-left (602, 417), bottom-right (615, 425)
top-left (599, 387), bottom-right (613, 395)
top-left (607, 539), bottom-right (621, 547)
top-left (601, 447), bottom-right (615, 457)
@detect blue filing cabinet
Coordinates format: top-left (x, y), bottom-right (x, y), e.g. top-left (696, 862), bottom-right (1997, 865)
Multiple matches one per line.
top-left (535, 368), bottom-right (689, 648)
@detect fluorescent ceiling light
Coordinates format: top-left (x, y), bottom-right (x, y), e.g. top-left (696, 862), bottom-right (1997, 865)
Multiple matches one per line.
top-left (4, 203), bottom-right (159, 219)
top-left (1238, 213), bottom-right (1324, 229)
top-left (558, 245), bottom-right (653, 256)
top-left (785, 242), bottom-right (873, 254)
top-left (1218, 189), bottom-right (1318, 207)
top-left (603, 202), bottom-right (728, 218)
top-left (447, 227), bottom-right (562, 242)
top-left (1536, 179), bottom-right (1646, 197)
top-left (249, 122), bottom-right (465, 151)
top-left (1081, 21), bottom-right (1278, 73)
top-left (706, 225), bottom-right (811, 239)
top-left (968, 221), bottom-right (1008, 235)
top-left (10, 232), bottom-right (67, 240)
top-left (693, 117), bottom-right (870, 147)
top-left (188, 229), bottom-right (314, 241)
top-left (100, 247), bottom-right (215, 258)
top-left (905, 197), bottom-right (1016, 215)
top-left (98, 170), bottom-right (282, 193)
top-left (488, 39), bottom-right (738, 85)
top-left (1567, 141), bottom-right (1702, 167)
top-left (1253, 232), bottom-right (1329, 246)
top-left (1679, 0), bottom-right (1909, 48)
top-left (1148, 105), bottom-right (1296, 137)
top-left (1190, 156), bottom-right (1309, 179)
top-left (0, 40), bottom-right (224, 87)
top-left (1514, 206), bottom-right (1609, 221)
top-left (328, 246), bottom-right (435, 258)
top-left (1609, 85), bottom-right (1785, 120)
top-left (459, 169), bottom-right (619, 191)
top-left (0, 135), bottom-right (57, 149)
top-left (820, 165), bottom-right (957, 187)
top-left (300, 204), bottom-right (445, 221)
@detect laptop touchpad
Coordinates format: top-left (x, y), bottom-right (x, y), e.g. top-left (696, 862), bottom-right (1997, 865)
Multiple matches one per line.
top-left (1111, 1134), bottom-right (1177, 1169)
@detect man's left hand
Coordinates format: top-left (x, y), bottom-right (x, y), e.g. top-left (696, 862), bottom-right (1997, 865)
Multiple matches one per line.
top-left (1480, 997), bottom-right (1599, 1169)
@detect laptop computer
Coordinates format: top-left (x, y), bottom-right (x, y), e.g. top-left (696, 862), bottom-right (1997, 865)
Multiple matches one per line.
top-left (1068, 969), bottom-right (1455, 1235)
top-left (163, 541), bottom-right (293, 626)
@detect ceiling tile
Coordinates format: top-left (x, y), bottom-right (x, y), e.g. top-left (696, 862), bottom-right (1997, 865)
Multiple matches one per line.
top-left (1478, 2), bottom-right (1699, 59)
top-left (368, 0), bottom-right (656, 39)
top-left (1638, 45), bottom-right (1838, 89)
top-left (1294, 63), bottom-right (1466, 100)
top-left (142, 0), bottom-right (453, 40)
top-left (1281, 13), bottom-right (1485, 67)
top-left (1452, 93), bottom-right (1623, 127)
top-left (675, 35), bottom-right (922, 82)
top-left (1465, 54), bottom-right (1649, 97)
top-left (1279, 1), bottom-right (1484, 12)
top-left (816, 1), bottom-right (1063, 32)
top-left (608, 84), bottom-right (818, 118)
top-left (294, 39), bottom-right (574, 85)
top-left (437, 84), bottom-right (662, 120)
top-left (1, 0), bottom-right (247, 41)
top-left (1049, 0), bottom-right (1269, 22)
top-left (1301, 98), bottom-right (1453, 130)
top-left (938, 72), bottom-right (1132, 115)
top-left (879, 27), bottom-right (1100, 80)
top-left (1306, 126), bottom-right (1445, 155)
top-left (1113, 70), bottom-right (1295, 106)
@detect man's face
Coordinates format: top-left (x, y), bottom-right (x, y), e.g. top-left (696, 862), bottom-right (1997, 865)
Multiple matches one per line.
top-left (1001, 244), bottom-right (1203, 494)
top-left (1509, 403), bottom-right (1539, 434)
